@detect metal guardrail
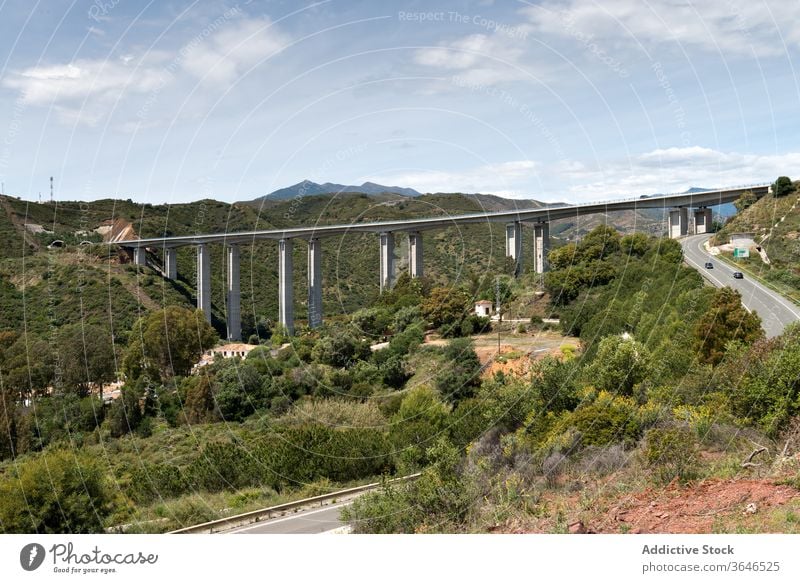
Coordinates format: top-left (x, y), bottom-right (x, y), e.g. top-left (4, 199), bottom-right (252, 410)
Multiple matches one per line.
top-left (169, 473), bottom-right (421, 534)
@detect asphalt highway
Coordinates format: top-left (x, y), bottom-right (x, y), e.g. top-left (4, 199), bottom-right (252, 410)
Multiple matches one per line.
top-left (226, 501), bottom-right (352, 534)
top-left (681, 235), bottom-right (800, 338)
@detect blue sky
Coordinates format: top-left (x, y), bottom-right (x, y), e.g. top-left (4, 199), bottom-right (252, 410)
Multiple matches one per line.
top-left (0, 0), bottom-right (798, 203)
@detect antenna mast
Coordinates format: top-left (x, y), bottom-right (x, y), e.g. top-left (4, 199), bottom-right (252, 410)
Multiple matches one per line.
top-left (50, 176), bottom-right (54, 203)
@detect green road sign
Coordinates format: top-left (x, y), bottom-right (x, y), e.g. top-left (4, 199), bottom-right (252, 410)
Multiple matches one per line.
top-left (733, 248), bottom-right (750, 258)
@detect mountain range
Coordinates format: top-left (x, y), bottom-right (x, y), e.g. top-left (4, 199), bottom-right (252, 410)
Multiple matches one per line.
top-left (252, 180), bottom-right (422, 201)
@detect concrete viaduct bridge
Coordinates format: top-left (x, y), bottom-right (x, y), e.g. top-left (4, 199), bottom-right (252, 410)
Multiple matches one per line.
top-left (117, 183), bottom-right (770, 340)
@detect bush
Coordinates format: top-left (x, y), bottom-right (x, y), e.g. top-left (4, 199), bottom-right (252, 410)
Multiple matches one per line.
top-left (586, 335), bottom-right (651, 396)
top-left (568, 391), bottom-right (642, 446)
top-left (390, 385), bottom-right (450, 470)
top-left (641, 426), bottom-right (699, 484)
top-left (129, 463), bottom-right (189, 504)
top-left (311, 331), bottom-right (371, 368)
top-left (108, 386), bottom-right (143, 437)
top-left (435, 338), bottom-right (482, 404)
top-left (213, 361), bottom-right (266, 422)
top-left (342, 440), bottom-right (473, 533)
top-left (0, 449), bottom-right (112, 533)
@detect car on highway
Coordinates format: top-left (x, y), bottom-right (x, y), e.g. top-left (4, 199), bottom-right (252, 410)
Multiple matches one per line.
top-left (733, 271), bottom-right (744, 279)
top-left (704, 262), bottom-right (713, 269)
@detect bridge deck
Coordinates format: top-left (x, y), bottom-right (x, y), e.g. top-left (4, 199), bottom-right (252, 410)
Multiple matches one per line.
top-left (116, 185), bottom-right (768, 248)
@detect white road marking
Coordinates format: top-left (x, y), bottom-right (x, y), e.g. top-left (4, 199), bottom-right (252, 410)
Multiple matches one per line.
top-left (225, 501), bottom-right (352, 534)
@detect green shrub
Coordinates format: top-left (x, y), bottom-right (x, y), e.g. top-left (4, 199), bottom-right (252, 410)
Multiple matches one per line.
top-left (642, 426), bottom-right (699, 484)
top-left (129, 463), bottom-right (190, 504)
top-left (568, 391), bottom-right (642, 446)
top-left (0, 449), bottom-right (112, 533)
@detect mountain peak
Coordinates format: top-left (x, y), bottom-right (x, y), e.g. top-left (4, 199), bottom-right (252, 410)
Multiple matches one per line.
top-left (251, 180), bottom-right (422, 201)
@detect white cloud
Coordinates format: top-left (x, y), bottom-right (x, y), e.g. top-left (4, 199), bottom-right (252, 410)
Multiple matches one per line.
top-left (413, 32), bottom-right (530, 86)
top-left (372, 159), bottom-right (539, 196)
top-left (2, 56), bottom-right (164, 125)
top-left (3, 59), bottom-right (160, 105)
top-left (181, 17), bottom-right (290, 84)
top-left (523, 0), bottom-right (800, 58)
top-left (373, 147), bottom-right (795, 202)
top-left (554, 147), bottom-right (797, 201)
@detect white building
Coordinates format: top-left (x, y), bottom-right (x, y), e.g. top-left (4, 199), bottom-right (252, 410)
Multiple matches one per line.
top-left (194, 343), bottom-right (259, 370)
top-left (475, 300), bottom-right (493, 317)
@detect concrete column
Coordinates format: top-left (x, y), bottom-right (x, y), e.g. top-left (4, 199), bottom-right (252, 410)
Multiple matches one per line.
top-left (694, 208), bottom-right (713, 235)
top-left (196, 244), bottom-right (211, 322)
top-left (533, 222), bottom-right (550, 274)
top-left (164, 248), bottom-right (177, 279)
top-left (307, 238), bottom-right (322, 329)
top-left (668, 207), bottom-right (689, 239)
top-left (379, 232), bottom-right (395, 292)
top-left (408, 231), bottom-right (423, 278)
top-left (278, 238), bottom-right (294, 335)
top-left (505, 222), bottom-right (522, 275)
top-left (133, 246), bottom-right (147, 266)
top-left (226, 245), bottom-right (241, 341)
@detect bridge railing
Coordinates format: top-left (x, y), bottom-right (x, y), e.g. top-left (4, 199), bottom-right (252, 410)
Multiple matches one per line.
top-left (558, 183), bottom-right (771, 209)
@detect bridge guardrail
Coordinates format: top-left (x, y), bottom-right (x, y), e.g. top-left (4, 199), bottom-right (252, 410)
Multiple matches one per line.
top-left (168, 473), bottom-right (421, 534)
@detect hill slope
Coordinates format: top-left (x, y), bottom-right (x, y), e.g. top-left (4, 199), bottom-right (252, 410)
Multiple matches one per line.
top-left (0, 191), bottom-right (666, 345)
top-left (712, 184), bottom-right (800, 296)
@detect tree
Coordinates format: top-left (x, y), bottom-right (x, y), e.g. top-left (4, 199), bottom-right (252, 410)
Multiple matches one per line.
top-left (57, 324), bottom-right (116, 398)
top-left (0, 376), bottom-right (17, 460)
top-left (0, 449), bottom-right (112, 533)
top-left (183, 375), bottom-right (216, 424)
top-left (421, 287), bottom-right (471, 330)
top-left (652, 237), bottom-right (683, 264)
top-left (311, 330), bottom-right (371, 368)
top-left (586, 334), bottom-right (651, 396)
top-left (390, 385), bottom-right (451, 470)
top-left (108, 386), bottom-right (143, 437)
top-left (773, 176), bottom-right (794, 197)
top-left (693, 287), bottom-right (763, 365)
top-left (122, 306), bottom-right (218, 382)
top-left (620, 233), bottom-right (650, 257)
top-left (548, 242), bottom-right (578, 271)
top-left (532, 356), bottom-right (581, 413)
top-left (578, 225), bottom-right (621, 261)
top-left (435, 338), bottom-right (482, 403)
top-left (212, 361), bottom-right (265, 422)
top-left (733, 190), bottom-right (757, 212)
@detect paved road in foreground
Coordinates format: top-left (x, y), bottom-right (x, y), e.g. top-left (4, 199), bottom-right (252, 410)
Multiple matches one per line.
top-left (681, 234), bottom-right (800, 338)
top-left (226, 501), bottom-right (353, 534)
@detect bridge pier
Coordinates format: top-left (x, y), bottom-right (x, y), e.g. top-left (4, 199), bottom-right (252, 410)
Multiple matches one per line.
top-left (164, 248), bottom-right (177, 279)
top-left (133, 247), bottom-right (147, 266)
top-left (533, 222), bottom-right (550, 273)
top-left (408, 232), bottom-right (423, 278)
top-left (226, 245), bottom-right (241, 341)
top-left (278, 238), bottom-right (294, 335)
top-left (505, 222), bottom-right (522, 275)
top-left (380, 232), bottom-right (395, 292)
top-left (196, 244), bottom-right (211, 321)
top-left (307, 238), bottom-right (322, 329)
top-left (694, 208), bottom-right (712, 234)
top-left (668, 208), bottom-right (688, 239)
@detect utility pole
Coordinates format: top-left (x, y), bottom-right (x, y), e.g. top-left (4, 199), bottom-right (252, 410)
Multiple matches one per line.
top-left (495, 276), bottom-right (501, 354)
top-left (50, 176), bottom-right (54, 203)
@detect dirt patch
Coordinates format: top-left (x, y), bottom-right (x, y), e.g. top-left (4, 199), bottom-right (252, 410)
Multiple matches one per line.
top-left (590, 479), bottom-right (800, 534)
top-left (97, 218), bottom-right (137, 243)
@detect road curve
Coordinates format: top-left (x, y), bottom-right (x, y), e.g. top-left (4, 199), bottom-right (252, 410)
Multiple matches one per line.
top-left (225, 501), bottom-right (352, 534)
top-left (681, 234), bottom-right (800, 338)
